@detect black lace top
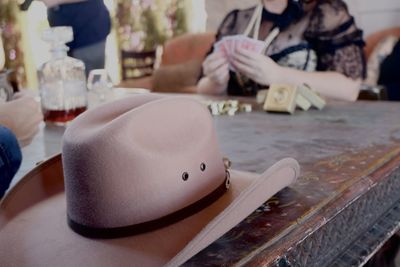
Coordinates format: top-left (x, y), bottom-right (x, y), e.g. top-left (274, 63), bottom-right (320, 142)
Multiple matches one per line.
top-left (214, 0), bottom-right (366, 96)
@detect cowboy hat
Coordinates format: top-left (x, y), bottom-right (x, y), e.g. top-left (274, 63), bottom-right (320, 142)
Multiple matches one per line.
top-left (0, 94), bottom-right (299, 266)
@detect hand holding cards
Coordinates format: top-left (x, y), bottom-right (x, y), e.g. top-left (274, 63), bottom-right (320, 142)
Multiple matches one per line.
top-left (213, 35), bottom-right (266, 70)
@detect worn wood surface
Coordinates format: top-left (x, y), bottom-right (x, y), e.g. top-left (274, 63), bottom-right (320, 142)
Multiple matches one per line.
top-left (184, 99), bottom-right (400, 266)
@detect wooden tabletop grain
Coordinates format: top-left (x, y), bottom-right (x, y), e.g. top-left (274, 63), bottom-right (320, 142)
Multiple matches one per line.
top-left (186, 99), bottom-right (400, 266)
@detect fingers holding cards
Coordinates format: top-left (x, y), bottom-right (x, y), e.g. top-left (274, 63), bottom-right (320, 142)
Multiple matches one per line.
top-left (203, 52), bottom-right (229, 86)
top-left (203, 52), bottom-right (228, 76)
top-left (213, 63), bottom-right (230, 85)
top-left (208, 62), bottom-right (229, 86)
top-left (213, 35), bottom-right (266, 71)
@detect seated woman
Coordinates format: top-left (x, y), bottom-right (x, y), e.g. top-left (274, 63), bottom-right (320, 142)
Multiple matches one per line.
top-left (198, 0), bottom-right (366, 101)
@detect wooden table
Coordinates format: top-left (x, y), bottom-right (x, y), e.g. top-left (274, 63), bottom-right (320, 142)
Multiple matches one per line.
top-left (187, 99), bottom-right (400, 266)
top-left (13, 93), bottom-right (400, 266)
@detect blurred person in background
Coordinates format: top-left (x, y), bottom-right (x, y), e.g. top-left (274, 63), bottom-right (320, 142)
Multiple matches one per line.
top-left (198, 0), bottom-right (366, 101)
top-left (378, 39), bottom-right (400, 101)
top-left (0, 34), bottom-right (42, 199)
top-left (21, 0), bottom-right (111, 76)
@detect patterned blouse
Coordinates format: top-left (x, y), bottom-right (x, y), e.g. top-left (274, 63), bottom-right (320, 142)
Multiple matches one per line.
top-left (214, 0), bottom-right (366, 96)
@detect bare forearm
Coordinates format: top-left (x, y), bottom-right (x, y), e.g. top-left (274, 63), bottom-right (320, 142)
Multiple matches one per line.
top-left (275, 67), bottom-right (361, 102)
top-left (41, 0), bottom-right (87, 8)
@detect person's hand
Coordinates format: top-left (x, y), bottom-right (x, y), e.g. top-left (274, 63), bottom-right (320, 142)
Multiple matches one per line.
top-left (0, 91), bottom-right (43, 147)
top-left (39, 0), bottom-right (89, 8)
top-left (232, 47), bottom-right (282, 86)
top-left (202, 52), bottom-right (230, 88)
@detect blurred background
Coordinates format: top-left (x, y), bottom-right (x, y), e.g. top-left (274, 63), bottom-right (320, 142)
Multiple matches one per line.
top-left (1, 0), bottom-right (399, 91)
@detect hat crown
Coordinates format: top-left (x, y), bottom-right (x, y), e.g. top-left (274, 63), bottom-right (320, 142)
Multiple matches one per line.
top-left (62, 95), bottom-right (226, 230)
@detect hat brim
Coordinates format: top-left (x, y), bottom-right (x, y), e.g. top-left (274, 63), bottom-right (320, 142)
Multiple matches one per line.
top-left (0, 154), bottom-right (299, 266)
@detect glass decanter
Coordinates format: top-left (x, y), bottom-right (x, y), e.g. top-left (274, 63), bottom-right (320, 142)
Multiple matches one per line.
top-left (38, 26), bottom-right (87, 125)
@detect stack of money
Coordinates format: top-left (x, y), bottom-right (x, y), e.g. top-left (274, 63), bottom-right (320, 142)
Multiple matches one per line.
top-left (257, 84), bottom-right (326, 114)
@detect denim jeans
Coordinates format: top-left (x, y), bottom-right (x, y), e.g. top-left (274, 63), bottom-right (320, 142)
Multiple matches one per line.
top-left (0, 125), bottom-right (22, 199)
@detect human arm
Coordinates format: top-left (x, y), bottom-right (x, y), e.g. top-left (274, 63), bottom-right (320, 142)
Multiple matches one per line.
top-left (197, 52), bottom-right (230, 95)
top-left (232, 48), bottom-right (360, 101)
top-left (39, 0), bottom-right (87, 8)
top-left (196, 9), bottom-right (242, 95)
top-left (232, 0), bottom-right (364, 101)
top-left (0, 92), bottom-right (43, 147)
top-left (279, 67), bottom-right (360, 101)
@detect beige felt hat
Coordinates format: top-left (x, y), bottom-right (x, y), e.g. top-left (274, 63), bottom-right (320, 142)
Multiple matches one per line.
top-left (0, 94), bottom-right (299, 266)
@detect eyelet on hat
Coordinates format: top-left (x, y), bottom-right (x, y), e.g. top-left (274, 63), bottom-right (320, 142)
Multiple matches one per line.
top-left (182, 172), bottom-right (189, 181)
top-left (225, 170), bottom-right (231, 189)
top-left (200, 163), bottom-right (206, 171)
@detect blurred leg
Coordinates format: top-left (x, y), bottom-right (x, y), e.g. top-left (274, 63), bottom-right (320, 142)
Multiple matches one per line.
top-left (0, 125), bottom-right (22, 199)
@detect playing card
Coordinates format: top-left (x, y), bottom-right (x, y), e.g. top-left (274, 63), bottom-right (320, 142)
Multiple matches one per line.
top-left (224, 36), bottom-right (236, 57)
top-left (214, 35), bottom-right (266, 72)
top-left (237, 36), bottom-right (265, 54)
top-left (232, 35), bottom-right (244, 56)
top-left (213, 40), bottom-right (228, 58)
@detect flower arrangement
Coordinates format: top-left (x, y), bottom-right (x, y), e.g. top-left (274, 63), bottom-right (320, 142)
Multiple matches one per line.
top-left (116, 0), bottom-right (188, 52)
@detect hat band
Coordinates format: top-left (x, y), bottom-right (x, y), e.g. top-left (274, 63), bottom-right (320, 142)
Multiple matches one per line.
top-left (67, 175), bottom-right (230, 239)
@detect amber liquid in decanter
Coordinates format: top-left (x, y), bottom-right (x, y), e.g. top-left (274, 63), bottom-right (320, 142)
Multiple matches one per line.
top-left (43, 107), bottom-right (87, 125)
